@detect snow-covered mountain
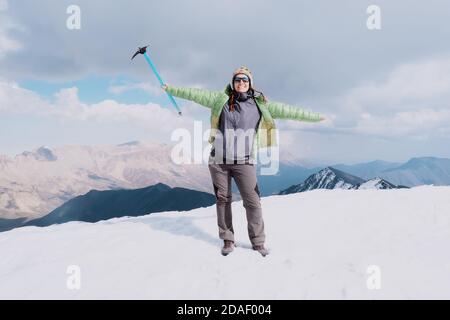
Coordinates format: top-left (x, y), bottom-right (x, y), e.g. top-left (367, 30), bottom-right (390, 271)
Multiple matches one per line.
top-left (1, 186), bottom-right (449, 299)
top-left (279, 167), bottom-right (365, 194)
top-left (332, 160), bottom-right (401, 180)
top-left (379, 157), bottom-right (450, 187)
top-left (279, 167), bottom-right (406, 194)
top-left (0, 141), bottom-right (212, 220)
top-left (0, 141), bottom-right (324, 220)
top-left (2, 140), bottom-right (446, 221)
top-left (358, 177), bottom-right (404, 190)
top-left (253, 163), bottom-right (319, 196)
top-left (332, 157), bottom-right (450, 187)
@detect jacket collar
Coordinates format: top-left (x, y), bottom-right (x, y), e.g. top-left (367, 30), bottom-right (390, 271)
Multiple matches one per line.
top-left (223, 83), bottom-right (264, 103)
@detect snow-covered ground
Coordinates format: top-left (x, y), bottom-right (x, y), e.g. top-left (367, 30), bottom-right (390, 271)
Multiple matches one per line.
top-left (0, 185), bottom-right (449, 299)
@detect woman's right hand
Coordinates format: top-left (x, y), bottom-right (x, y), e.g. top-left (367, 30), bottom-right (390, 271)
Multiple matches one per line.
top-left (161, 84), bottom-right (168, 91)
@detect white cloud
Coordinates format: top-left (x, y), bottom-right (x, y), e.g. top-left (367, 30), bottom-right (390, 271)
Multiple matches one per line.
top-left (1, 0), bottom-right (449, 163)
top-left (108, 82), bottom-right (164, 96)
top-left (342, 57), bottom-right (450, 113)
top-left (270, 56), bottom-right (450, 161)
top-left (4, 0), bottom-right (450, 104)
top-left (0, 78), bottom-right (197, 137)
top-left (314, 56), bottom-right (450, 139)
top-left (0, 0), bottom-right (22, 58)
top-left (353, 108), bottom-right (450, 138)
top-left (0, 78), bottom-right (45, 114)
top-left (0, 0), bottom-right (7, 11)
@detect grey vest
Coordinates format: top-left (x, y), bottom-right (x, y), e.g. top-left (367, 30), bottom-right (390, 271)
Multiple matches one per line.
top-left (212, 91), bottom-right (262, 163)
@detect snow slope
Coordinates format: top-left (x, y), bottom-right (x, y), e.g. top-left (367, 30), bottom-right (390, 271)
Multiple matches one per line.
top-left (0, 186), bottom-right (449, 299)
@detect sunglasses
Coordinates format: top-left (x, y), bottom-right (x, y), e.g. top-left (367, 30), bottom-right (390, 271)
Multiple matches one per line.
top-left (234, 76), bottom-right (249, 83)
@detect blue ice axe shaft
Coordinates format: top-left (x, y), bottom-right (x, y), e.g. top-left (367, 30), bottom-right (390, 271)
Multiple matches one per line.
top-left (132, 45), bottom-right (182, 115)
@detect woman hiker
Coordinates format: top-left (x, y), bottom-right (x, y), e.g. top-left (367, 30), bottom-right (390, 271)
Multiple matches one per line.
top-left (162, 66), bottom-right (325, 257)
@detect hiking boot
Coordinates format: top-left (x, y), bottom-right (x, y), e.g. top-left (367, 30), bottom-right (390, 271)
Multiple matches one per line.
top-left (221, 240), bottom-right (235, 256)
top-left (253, 244), bottom-right (269, 257)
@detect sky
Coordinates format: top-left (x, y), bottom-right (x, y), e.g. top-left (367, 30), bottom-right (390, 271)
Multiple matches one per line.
top-left (0, 0), bottom-right (449, 164)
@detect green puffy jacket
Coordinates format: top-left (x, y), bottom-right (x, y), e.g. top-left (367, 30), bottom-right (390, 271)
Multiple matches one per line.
top-left (166, 83), bottom-right (322, 150)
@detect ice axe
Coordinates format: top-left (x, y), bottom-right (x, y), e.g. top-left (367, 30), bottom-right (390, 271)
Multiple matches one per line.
top-left (131, 45), bottom-right (182, 116)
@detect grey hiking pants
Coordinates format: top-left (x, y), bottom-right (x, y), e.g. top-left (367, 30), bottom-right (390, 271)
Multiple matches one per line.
top-left (208, 159), bottom-right (265, 246)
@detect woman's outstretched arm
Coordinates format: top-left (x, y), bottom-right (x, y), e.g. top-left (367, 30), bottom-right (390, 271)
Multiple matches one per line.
top-left (162, 84), bottom-right (220, 109)
top-left (265, 99), bottom-right (325, 122)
